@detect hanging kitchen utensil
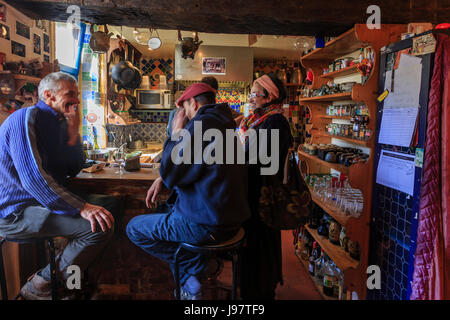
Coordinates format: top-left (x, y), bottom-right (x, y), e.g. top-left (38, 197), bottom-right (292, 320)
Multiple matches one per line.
top-left (291, 66), bottom-right (303, 84)
top-left (133, 28), bottom-right (150, 45)
top-left (178, 30), bottom-right (203, 59)
top-left (276, 68), bottom-right (287, 84)
top-left (111, 61), bottom-right (142, 90)
top-left (148, 28), bottom-right (162, 50)
top-left (89, 24), bottom-right (114, 53)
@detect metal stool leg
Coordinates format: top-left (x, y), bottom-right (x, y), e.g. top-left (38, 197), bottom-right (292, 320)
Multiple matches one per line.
top-left (0, 239), bottom-right (8, 300)
top-left (35, 240), bottom-right (47, 269)
top-left (231, 250), bottom-right (238, 300)
top-left (174, 246), bottom-right (183, 300)
top-left (47, 239), bottom-right (57, 300)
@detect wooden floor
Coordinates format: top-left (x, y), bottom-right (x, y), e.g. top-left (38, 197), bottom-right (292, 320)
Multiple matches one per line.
top-left (87, 214), bottom-right (322, 300)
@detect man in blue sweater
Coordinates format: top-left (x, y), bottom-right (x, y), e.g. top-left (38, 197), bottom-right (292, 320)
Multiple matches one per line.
top-left (126, 83), bottom-right (251, 300)
top-left (0, 72), bottom-right (117, 300)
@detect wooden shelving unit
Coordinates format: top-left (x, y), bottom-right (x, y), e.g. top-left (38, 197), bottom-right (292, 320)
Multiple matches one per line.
top-left (295, 251), bottom-right (338, 300)
top-left (12, 74), bottom-right (41, 82)
top-left (305, 225), bottom-right (359, 271)
top-left (298, 149), bottom-right (350, 175)
top-left (320, 65), bottom-right (359, 79)
top-left (12, 74), bottom-right (41, 94)
top-left (298, 24), bottom-right (407, 299)
top-left (307, 186), bottom-right (351, 226)
top-left (322, 133), bottom-right (369, 146)
top-left (320, 115), bottom-right (352, 120)
top-left (299, 92), bottom-right (352, 102)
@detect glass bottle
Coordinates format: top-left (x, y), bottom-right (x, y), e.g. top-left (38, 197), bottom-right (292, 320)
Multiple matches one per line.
top-left (314, 249), bottom-right (325, 280)
top-left (300, 232), bottom-right (312, 260)
top-left (308, 242), bottom-right (320, 275)
top-left (323, 257), bottom-right (335, 297)
top-left (334, 265), bottom-right (345, 299)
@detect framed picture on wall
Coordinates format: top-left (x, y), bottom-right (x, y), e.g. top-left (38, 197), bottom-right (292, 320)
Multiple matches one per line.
top-left (35, 20), bottom-right (50, 33)
top-left (11, 41), bottom-right (26, 57)
top-left (33, 34), bottom-right (41, 55)
top-left (44, 55), bottom-right (49, 63)
top-left (202, 57), bottom-right (226, 75)
top-left (16, 21), bottom-right (30, 39)
top-left (43, 33), bottom-right (49, 53)
top-left (0, 23), bottom-right (10, 40)
top-left (0, 4), bottom-right (6, 22)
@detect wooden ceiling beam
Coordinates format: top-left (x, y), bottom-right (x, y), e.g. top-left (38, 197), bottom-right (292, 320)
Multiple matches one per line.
top-left (4, 0), bottom-right (450, 36)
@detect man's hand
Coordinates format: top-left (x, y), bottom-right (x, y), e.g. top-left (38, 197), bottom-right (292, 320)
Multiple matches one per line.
top-left (145, 177), bottom-right (164, 208)
top-left (80, 202), bottom-right (114, 233)
top-left (65, 104), bottom-right (80, 146)
top-left (171, 108), bottom-right (188, 135)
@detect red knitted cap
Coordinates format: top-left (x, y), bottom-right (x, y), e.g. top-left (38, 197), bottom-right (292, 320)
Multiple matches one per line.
top-left (176, 83), bottom-right (216, 107)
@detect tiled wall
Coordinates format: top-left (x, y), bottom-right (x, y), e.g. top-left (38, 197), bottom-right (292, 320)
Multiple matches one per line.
top-left (80, 28), bottom-right (107, 148)
top-left (140, 58), bottom-right (174, 88)
top-left (216, 88), bottom-right (246, 114)
top-left (129, 109), bottom-right (172, 123)
top-left (106, 123), bottom-right (168, 147)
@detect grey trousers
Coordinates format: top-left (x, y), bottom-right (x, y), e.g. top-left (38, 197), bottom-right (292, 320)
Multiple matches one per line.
top-left (0, 194), bottom-right (121, 284)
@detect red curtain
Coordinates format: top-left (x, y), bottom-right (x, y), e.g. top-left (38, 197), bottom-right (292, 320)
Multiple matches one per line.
top-left (411, 32), bottom-right (450, 300)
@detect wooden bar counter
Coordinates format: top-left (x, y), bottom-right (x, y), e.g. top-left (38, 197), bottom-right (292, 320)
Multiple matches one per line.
top-left (68, 165), bottom-right (169, 216)
top-left (69, 166), bottom-right (160, 197)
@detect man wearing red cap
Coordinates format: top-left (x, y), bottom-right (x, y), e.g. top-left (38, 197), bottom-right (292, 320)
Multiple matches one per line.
top-left (126, 83), bottom-right (250, 300)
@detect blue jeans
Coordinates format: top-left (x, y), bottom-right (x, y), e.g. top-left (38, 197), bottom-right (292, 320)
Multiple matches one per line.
top-left (126, 213), bottom-right (222, 287)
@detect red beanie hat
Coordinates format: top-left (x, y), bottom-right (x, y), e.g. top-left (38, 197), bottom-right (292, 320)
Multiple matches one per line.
top-left (176, 83), bottom-right (216, 107)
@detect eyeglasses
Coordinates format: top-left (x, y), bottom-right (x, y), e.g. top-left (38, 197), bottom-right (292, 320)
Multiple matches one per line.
top-left (248, 92), bottom-right (265, 99)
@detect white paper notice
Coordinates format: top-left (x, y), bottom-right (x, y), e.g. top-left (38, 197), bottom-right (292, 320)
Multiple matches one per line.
top-left (383, 54), bottom-right (422, 109)
top-left (378, 107), bottom-right (419, 147)
top-left (376, 150), bottom-right (415, 196)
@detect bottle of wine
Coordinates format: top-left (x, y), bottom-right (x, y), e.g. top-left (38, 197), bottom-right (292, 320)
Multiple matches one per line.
top-left (323, 257), bottom-right (335, 297)
top-left (308, 241), bottom-right (320, 276)
top-left (308, 242), bottom-right (318, 275)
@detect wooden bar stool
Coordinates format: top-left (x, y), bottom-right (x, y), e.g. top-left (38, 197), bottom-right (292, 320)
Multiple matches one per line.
top-left (174, 227), bottom-right (246, 300)
top-left (0, 237), bottom-right (58, 300)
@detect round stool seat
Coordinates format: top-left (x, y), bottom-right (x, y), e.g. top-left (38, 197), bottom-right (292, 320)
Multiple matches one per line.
top-left (180, 228), bottom-right (245, 253)
top-left (2, 237), bottom-right (53, 244)
top-left (174, 227), bottom-right (246, 300)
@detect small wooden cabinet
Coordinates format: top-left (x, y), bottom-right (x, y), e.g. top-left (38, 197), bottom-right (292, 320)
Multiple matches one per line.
top-left (298, 24), bottom-right (406, 299)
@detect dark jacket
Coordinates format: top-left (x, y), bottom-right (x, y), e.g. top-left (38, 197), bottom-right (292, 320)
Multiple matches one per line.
top-left (240, 112), bottom-right (293, 299)
top-left (159, 103), bottom-right (251, 232)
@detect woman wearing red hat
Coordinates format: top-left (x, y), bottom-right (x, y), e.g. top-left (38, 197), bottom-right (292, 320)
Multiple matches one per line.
top-left (238, 73), bottom-right (293, 299)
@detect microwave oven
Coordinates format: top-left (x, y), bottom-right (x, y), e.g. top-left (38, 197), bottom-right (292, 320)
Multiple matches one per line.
top-left (135, 89), bottom-right (172, 109)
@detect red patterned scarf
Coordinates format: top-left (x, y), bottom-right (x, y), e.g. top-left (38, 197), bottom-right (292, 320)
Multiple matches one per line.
top-left (238, 104), bottom-right (283, 142)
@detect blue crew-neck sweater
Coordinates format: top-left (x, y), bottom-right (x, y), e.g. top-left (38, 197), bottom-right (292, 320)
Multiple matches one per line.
top-left (0, 101), bottom-right (86, 219)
